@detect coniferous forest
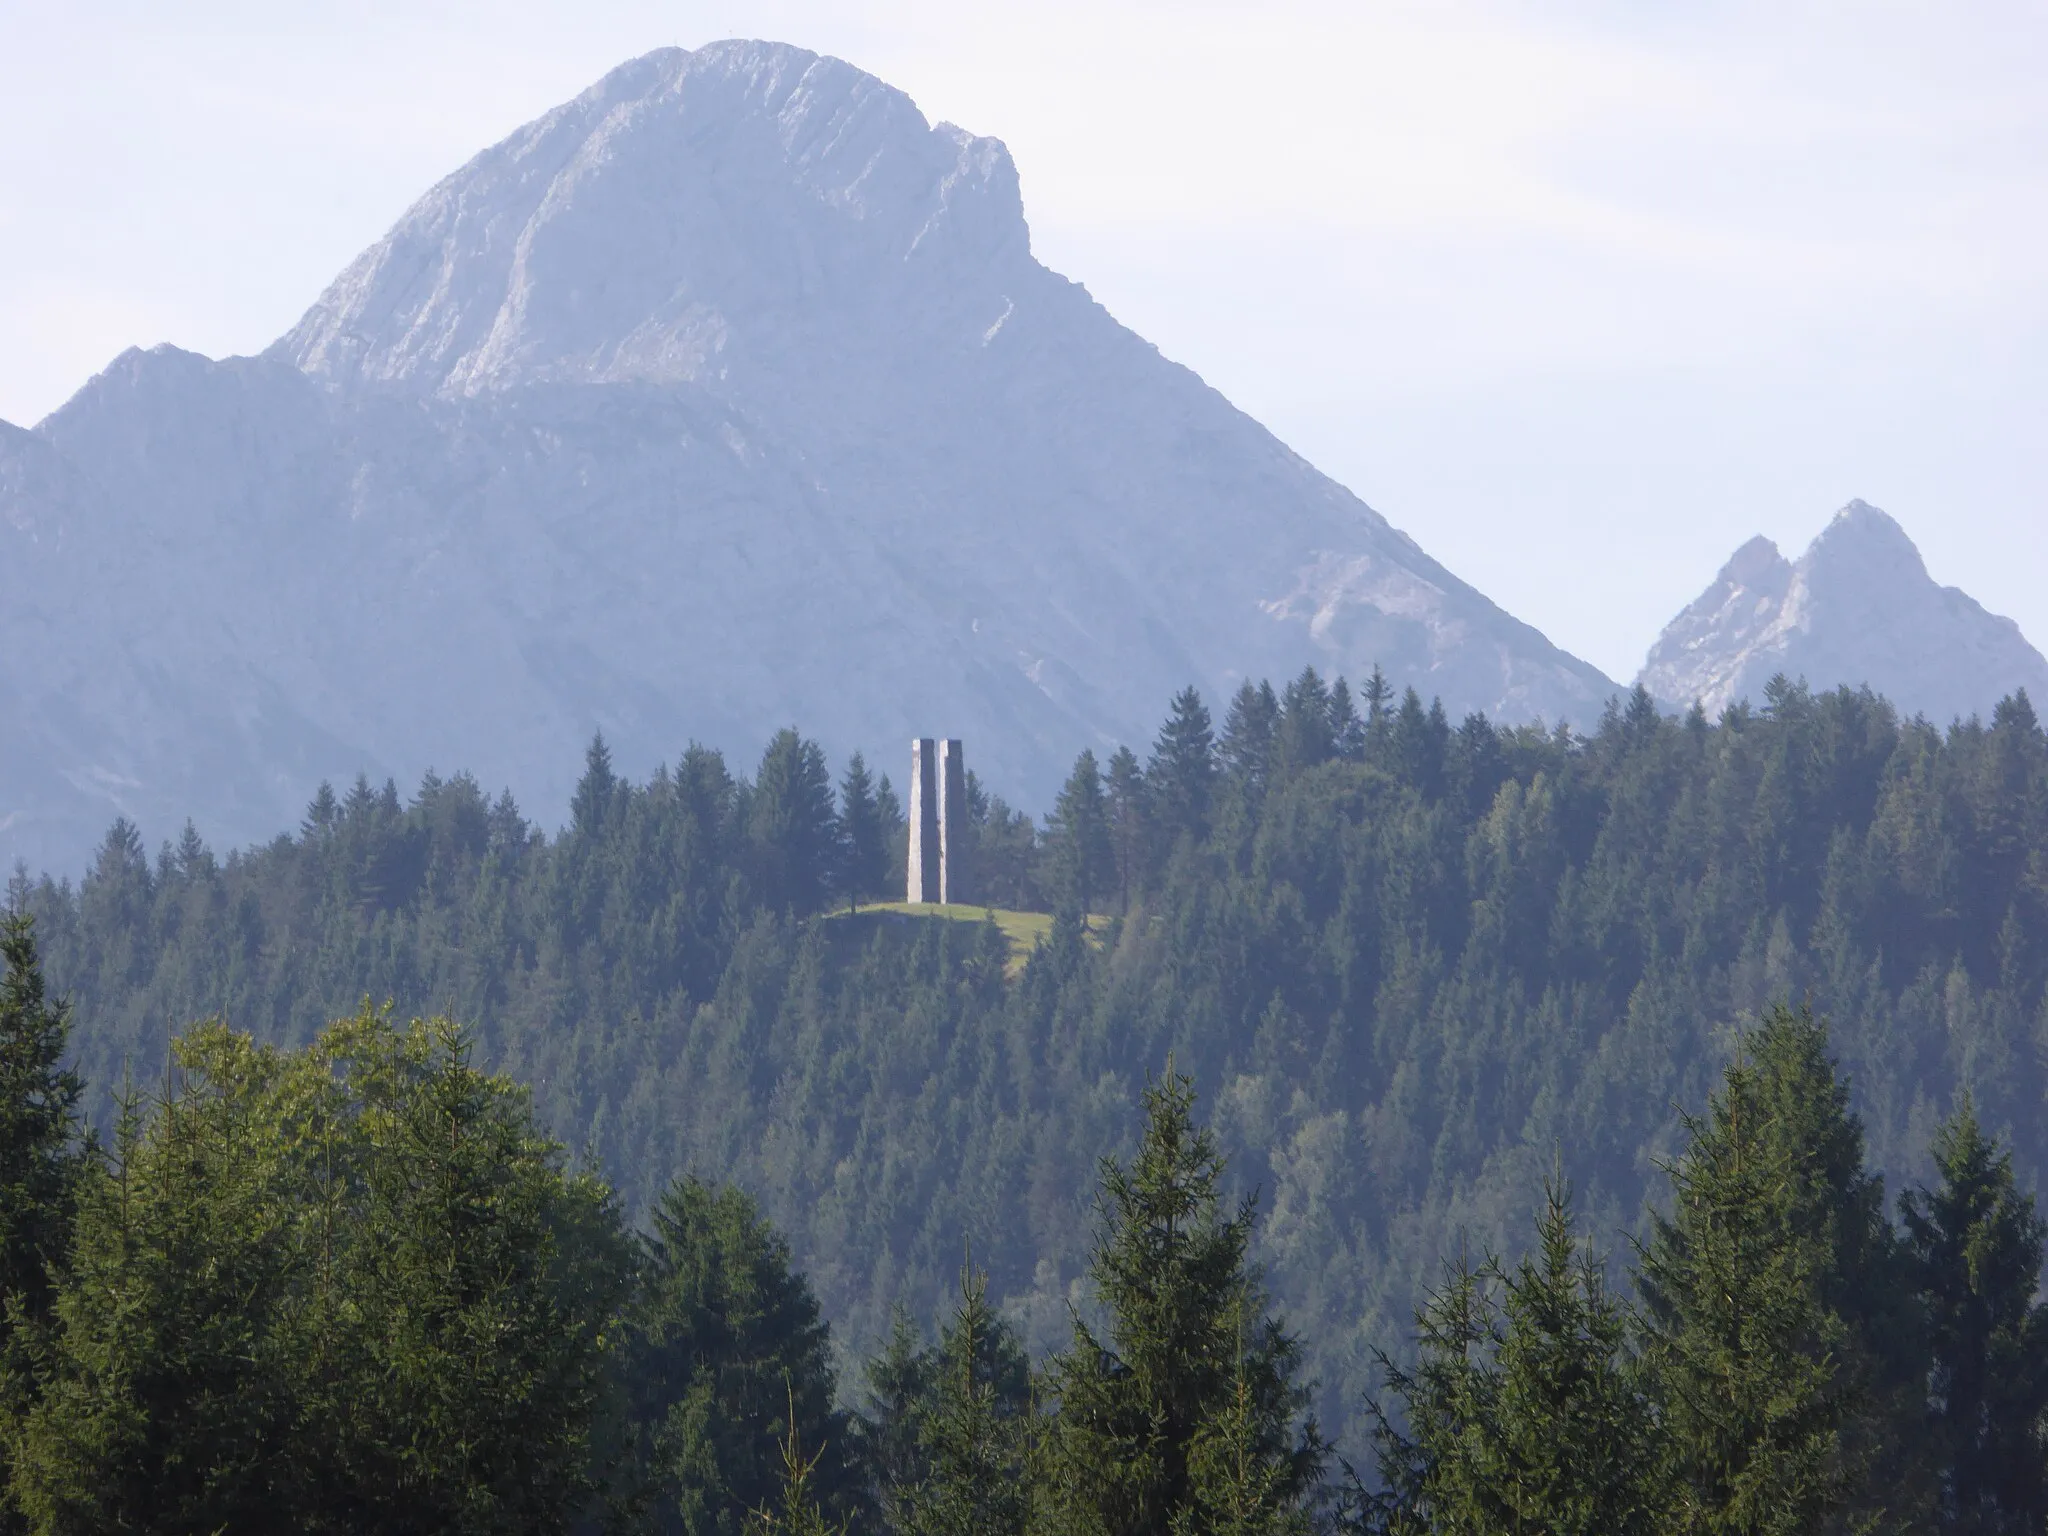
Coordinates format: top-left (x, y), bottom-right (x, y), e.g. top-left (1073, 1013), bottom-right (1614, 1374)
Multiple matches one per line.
top-left (6, 671), bottom-right (2048, 1531)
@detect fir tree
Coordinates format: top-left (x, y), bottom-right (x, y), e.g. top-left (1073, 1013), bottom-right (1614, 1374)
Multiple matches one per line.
top-left (1901, 1100), bottom-right (2048, 1533)
top-left (1361, 1251), bottom-right (1493, 1536)
top-left (1147, 687), bottom-right (1217, 848)
top-left (572, 732), bottom-right (620, 835)
top-left (0, 912), bottom-right (83, 1340)
top-left (621, 1176), bottom-right (861, 1536)
top-left (1363, 1181), bottom-right (1661, 1536)
top-left (1219, 683), bottom-right (1280, 802)
top-left (1637, 1005), bottom-right (1920, 1535)
top-left (1041, 1071), bottom-right (1322, 1536)
top-left (902, 1263), bottom-right (1030, 1536)
top-left (1106, 747), bottom-right (1148, 914)
top-left (1486, 1181), bottom-right (1663, 1535)
top-left (1327, 679), bottom-right (1365, 762)
top-left (1179, 1302), bottom-right (1314, 1536)
top-left (1273, 668), bottom-right (1334, 783)
top-left (1048, 750), bottom-right (1114, 916)
top-left (837, 753), bottom-right (890, 911)
top-left (855, 1311), bottom-right (936, 1532)
top-left (748, 730), bottom-right (840, 917)
top-left (745, 1408), bottom-right (848, 1536)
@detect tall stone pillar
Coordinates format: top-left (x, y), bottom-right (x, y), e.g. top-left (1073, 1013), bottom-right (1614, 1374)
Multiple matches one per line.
top-left (938, 739), bottom-right (969, 905)
top-left (907, 738), bottom-right (939, 903)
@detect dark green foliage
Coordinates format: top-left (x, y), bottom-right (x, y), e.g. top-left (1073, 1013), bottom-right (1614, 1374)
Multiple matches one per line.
top-left (881, 1264), bottom-right (1030, 1536)
top-left (744, 1415), bottom-right (848, 1536)
top-left (855, 1314), bottom-right (937, 1530)
top-left (1364, 1181), bottom-right (1663, 1536)
top-left (964, 772), bottom-right (1042, 911)
top-left (1048, 750), bottom-right (1114, 915)
top-left (750, 731), bottom-right (840, 917)
top-left (0, 914), bottom-right (82, 1343)
top-left (1636, 1005), bottom-right (1922, 1535)
top-left (1273, 668), bottom-right (1337, 781)
top-left (837, 754), bottom-right (893, 910)
top-left (1148, 686), bottom-right (1217, 850)
top-left (0, 914), bottom-right (84, 1532)
top-left (2, 1009), bottom-right (631, 1534)
top-left (1039, 1072), bottom-right (1323, 1536)
top-left (621, 1176), bottom-right (863, 1536)
top-left (1902, 1101), bottom-right (2048, 1532)
top-left (1107, 746), bottom-right (1148, 915)
top-left (1219, 682), bottom-right (1280, 802)
top-left (16, 676), bottom-right (2048, 1468)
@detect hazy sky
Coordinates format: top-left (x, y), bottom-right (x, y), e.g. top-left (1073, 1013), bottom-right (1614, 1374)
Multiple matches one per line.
top-left (2, 1), bottom-right (2042, 683)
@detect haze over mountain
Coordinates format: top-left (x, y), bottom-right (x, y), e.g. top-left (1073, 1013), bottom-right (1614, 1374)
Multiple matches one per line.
top-left (1639, 500), bottom-right (2048, 721)
top-left (0, 40), bottom-right (1622, 876)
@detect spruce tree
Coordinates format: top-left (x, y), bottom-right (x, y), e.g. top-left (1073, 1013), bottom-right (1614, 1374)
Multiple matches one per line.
top-left (837, 753), bottom-right (890, 911)
top-left (902, 1263), bottom-right (1029, 1536)
top-left (1049, 750), bottom-right (1114, 916)
top-left (620, 1176), bottom-right (861, 1536)
top-left (1637, 1005), bottom-right (1921, 1535)
top-left (1901, 1100), bottom-right (2048, 1533)
top-left (1486, 1181), bottom-right (1663, 1535)
top-left (572, 732), bottom-right (620, 835)
top-left (1363, 1182), bottom-right (1662, 1536)
top-left (1106, 747), bottom-right (1148, 913)
top-left (855, 1312), bottom-right (935, 1530)
top-left (748, 730), bottom-right (839, 917)
top-left (0, 913), bottom-right (83, 1340)
top-left (1360, 666), bottom-right (1390, 718)
top-left (1327, 679), bottom-right (1364, 762)
top-left (1041, 1071), bottom-right (1322, 1536)
top-left (1219, 683), bottom-right (1280, 801)
top-left (1361, 1253), bottom-right (1493, 1536)
top-left (1273, 668), bottom-right (1334, 783)
top-left (1180, 1303), bottom-right (1314, 1536)
top-left (745, 1412), bottom-right (848, 1536)
top-left (0, 913), bottom-right (84, 1533)
top-left (1147, 687), bottom-right (1217, 847)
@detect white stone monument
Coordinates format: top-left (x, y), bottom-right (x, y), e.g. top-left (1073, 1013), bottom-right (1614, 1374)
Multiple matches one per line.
top-left (907, 738), bottom-right (940, 902)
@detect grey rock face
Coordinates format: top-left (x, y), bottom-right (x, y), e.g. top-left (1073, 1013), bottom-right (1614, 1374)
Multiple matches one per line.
top-left (1640, 500), bottom-right (2048, 721)
top-left (3, 40), bottom-right (1617, 876)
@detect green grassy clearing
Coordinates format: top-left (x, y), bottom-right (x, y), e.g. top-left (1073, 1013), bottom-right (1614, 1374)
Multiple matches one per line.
top-left (825, 902), bottom-right (1108, 977)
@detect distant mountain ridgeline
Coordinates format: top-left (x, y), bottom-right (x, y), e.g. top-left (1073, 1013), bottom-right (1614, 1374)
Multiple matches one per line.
top-left (14, 670), bottom-right (2048, 1450)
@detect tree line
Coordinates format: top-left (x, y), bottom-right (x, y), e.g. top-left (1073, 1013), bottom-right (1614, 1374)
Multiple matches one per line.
top-left (1, 915), bottom-right (2043, 1531)
top-left (12, 672), bottom-right (2048, 1458)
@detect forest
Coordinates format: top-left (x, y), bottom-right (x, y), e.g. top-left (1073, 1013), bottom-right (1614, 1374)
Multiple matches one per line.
top-left (5, 670), bottom-right (2048, 1530)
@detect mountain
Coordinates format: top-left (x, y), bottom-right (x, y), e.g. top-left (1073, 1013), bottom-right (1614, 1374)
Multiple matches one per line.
top-left (0, 40), bottom-right (1618, 876)
top-left (1639, 500), bottom-right (2048, 721)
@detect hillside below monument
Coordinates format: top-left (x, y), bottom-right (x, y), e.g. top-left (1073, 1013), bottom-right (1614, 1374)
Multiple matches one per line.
top-left (0, 40), bottom-right (1620, 875)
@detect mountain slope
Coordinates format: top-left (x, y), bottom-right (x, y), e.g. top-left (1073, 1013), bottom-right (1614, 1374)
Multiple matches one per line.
top-left (2, 40), bottom-right (1617, 875)
top-left (1640, 500), bottom-right (2048, 720)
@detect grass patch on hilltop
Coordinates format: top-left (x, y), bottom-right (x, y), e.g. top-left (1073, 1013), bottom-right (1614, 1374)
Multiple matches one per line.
top-left (825, 902), bottom-right (1109, 978)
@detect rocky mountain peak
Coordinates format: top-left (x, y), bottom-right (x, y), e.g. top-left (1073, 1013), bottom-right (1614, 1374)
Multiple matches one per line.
top-left (1797, 499), bottom-right (1932, 597)
top-left (1720, 533), bottom-right (1791, 588)
top-left (1641, 500), bottom-right (2048, 722)
top-left (4, 42), bottom-right (1619, 876)
top-left (277, 41), bottom-right (1027, 398)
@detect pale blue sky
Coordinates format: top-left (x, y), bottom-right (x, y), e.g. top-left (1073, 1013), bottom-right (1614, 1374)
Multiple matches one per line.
top-left (2, 1), bottom-right (2042, 683)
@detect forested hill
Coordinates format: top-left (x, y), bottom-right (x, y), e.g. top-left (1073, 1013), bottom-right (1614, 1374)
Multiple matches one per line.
top-left (14, 673), bottom-right (2048, 1449)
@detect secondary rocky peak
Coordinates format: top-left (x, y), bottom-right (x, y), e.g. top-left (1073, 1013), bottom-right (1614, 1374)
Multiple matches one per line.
top-left (278, 40), bottom-right (1027, 397)
top-left (1641, 500), bottom-right (2048, 723)
top-left (1720, 533), bottom-right (1791, 587)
